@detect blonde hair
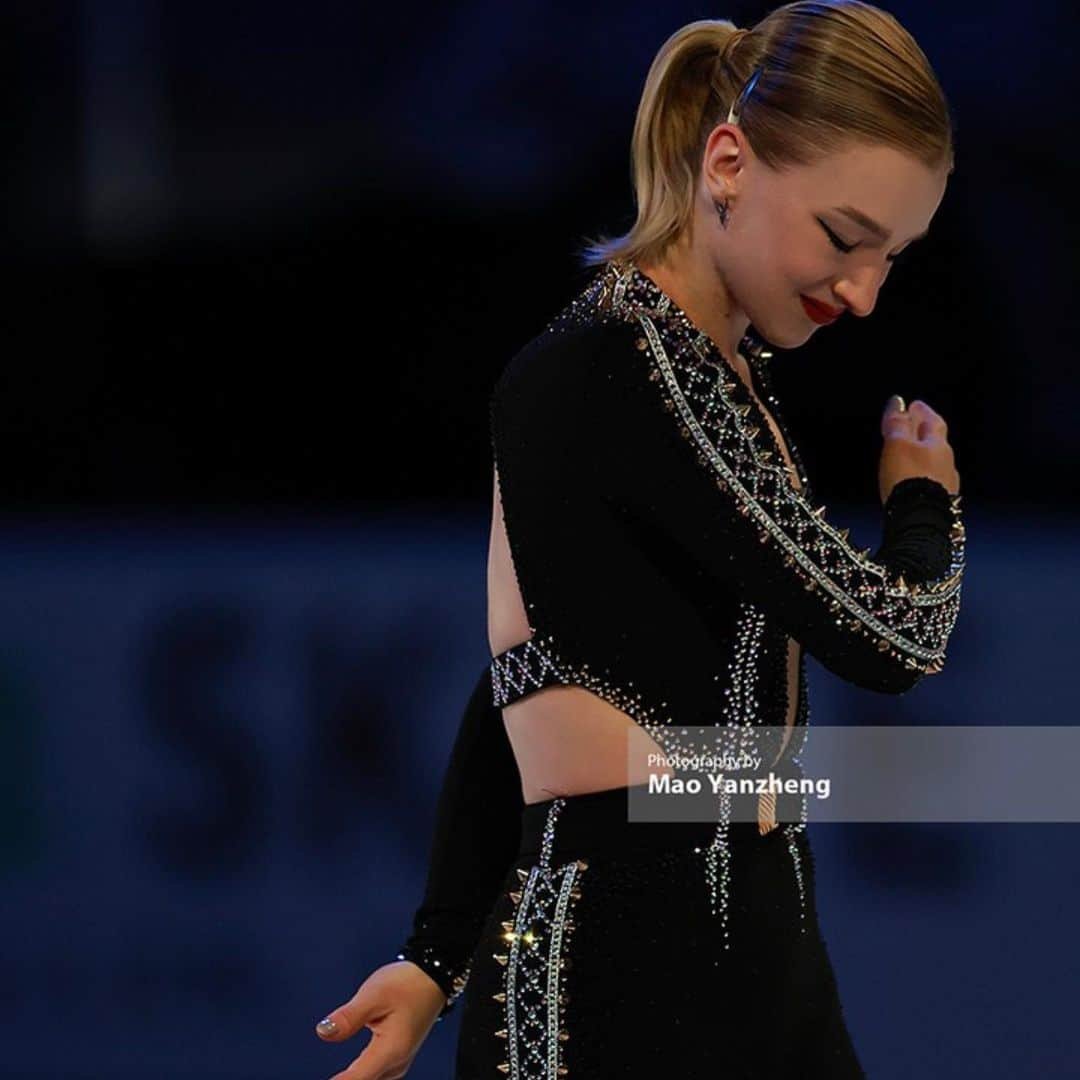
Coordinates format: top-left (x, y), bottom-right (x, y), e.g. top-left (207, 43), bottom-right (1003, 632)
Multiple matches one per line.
top-left (577, 1), bottom-right (956, 269)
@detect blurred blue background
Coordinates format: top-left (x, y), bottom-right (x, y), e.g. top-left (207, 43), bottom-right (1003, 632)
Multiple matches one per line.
top-left (1, 1), bottom-right (1077, 1077)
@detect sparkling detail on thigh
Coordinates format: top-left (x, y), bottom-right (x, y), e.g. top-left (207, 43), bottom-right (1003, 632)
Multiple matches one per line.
top-left (492, 798), bottom-right (587, 1079)
top-left (784, 823), bottom-right (808, 931)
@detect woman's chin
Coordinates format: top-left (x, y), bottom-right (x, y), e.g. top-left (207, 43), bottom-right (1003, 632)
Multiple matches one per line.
top-left (753, 319), bottom-right (815, 351)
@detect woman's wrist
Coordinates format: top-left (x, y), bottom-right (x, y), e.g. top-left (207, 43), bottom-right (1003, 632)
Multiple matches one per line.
top-left (395, 946), bottom-right (470, 1020)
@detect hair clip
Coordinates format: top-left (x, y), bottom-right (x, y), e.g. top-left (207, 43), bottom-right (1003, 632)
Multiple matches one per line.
top-left (726, 65), bottom-right (766, 125)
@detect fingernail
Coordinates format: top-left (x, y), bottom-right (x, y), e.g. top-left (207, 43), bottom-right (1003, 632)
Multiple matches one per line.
top-left (316, 1017), bottom-right (338, 1036)
top-left (891, 394), bottom-right (907, 412)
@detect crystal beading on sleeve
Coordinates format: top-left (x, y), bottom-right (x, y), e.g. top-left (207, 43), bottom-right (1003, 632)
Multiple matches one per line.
top-left (547, 261), bottom-right (966, 696)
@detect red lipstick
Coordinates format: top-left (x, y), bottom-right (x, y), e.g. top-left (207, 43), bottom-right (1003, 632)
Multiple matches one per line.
top-left (800, 294), bottom-right (843, 325)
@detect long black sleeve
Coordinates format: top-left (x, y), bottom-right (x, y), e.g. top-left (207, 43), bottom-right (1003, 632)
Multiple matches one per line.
top-left (396, 662), bottom-right (525, 1019)
top-left (500, 318), bottom-right (965, 696)
top-left (870, 474), bottom-right (956, 582)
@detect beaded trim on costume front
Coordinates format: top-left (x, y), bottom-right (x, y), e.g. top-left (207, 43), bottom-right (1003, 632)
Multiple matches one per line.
top-left (594, 259), bottom-right (965, 673)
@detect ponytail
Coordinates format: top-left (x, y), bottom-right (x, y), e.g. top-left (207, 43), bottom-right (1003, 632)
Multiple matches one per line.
top-left (576, 2), bottom-right (955, 271)
top-left (578, 20), bottom-right (748, 268)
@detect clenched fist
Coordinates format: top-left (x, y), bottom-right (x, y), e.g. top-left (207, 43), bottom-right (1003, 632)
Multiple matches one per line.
top-left (878, 395), bottom-right (960, 504)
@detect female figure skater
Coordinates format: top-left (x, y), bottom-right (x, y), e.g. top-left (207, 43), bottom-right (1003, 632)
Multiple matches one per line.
top-left (316, 2), bottom-right (965, 1077)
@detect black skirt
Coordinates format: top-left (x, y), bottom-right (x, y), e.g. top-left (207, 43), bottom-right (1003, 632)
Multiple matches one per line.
top-left (453, 782), bottom-right (865, 1079)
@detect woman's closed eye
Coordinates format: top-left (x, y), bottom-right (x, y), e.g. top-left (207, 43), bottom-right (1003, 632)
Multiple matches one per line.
top-left (817, 218), bottom-right (910, 263)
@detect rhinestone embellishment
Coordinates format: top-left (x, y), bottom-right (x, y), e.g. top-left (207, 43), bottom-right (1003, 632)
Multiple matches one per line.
top-left (494, 797), bottom-right (586, 1079)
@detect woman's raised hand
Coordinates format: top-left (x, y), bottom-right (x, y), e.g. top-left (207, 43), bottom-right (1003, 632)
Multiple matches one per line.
top-left (878, 395), bottom-right (961, 504)
top-left (314, 960), bottom-right (447, 1080)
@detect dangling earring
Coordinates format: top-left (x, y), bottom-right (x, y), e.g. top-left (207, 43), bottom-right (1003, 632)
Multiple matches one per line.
top-left (714, 193), bottom-right (731, 229)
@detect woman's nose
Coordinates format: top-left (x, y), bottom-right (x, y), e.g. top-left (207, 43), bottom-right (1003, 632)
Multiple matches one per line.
top-left (832, 265), bottom-right (886, 318)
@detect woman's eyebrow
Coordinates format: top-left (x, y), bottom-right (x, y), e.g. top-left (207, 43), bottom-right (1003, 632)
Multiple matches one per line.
top-left (833, 204), bottom-right (930, 245)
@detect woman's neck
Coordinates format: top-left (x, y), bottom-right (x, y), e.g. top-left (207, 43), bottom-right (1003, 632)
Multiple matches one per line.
top-left (635, 245), bottom-right (754, 389)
